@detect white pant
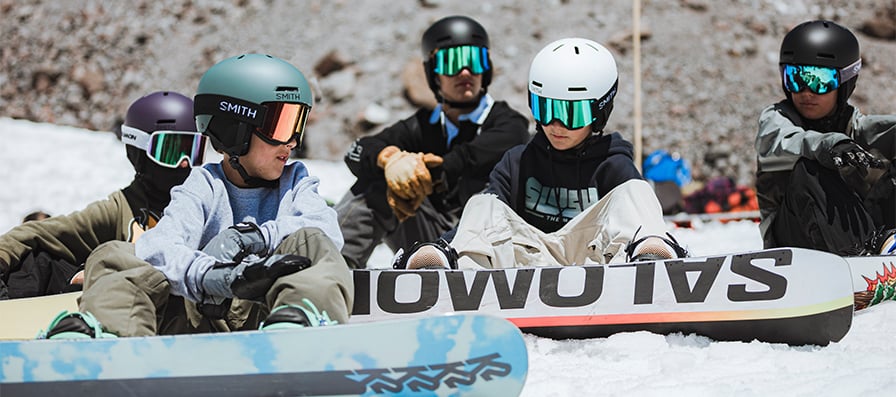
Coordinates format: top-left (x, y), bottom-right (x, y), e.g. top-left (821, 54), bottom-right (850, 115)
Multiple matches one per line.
top-left (450, 179), bottom-right (668, 269)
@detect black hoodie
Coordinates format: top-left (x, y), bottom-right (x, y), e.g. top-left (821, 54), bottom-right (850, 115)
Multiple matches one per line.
top-left (486, 130), bottom-right (642, 233)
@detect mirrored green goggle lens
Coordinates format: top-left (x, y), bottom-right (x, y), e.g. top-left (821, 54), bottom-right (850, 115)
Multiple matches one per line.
top-left (782, 64), bottom-right (839, 95)
top-left (529, 93), bottom-right (596, 130)
top-left (432, 45), bottom-right (490, 76)
top-left (148, 132), bottom-right (207, 168)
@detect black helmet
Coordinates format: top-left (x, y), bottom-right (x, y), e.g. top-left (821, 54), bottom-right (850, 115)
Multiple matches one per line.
top-left (421, 15), bottom-right (492, 100)
top-left (123, 91), bottom-right (196, 173)
top-left (779, 20), bottom-right (861, 102)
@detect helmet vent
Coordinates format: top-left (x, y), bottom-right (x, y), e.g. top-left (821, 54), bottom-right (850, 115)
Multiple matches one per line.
top-left (569, 87), bottom-right (587, 92)
top-left (817, 52), bottom-right (835, 59)
top-left (156, 119), bottom-right (175, 124)
top-left (574, 46), bottom-right (580, 55)
top-left (532, 81), bottom-right (543, 88)
top-left (276, 86), bottom-right (299, 92)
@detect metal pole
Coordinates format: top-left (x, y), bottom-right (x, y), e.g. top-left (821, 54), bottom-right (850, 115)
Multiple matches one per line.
top-left (633, 0), bottom-right (643, 172)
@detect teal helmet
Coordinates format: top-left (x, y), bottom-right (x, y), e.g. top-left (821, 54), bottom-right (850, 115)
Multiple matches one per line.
top-left (194, 54), bottom-right (313, 157)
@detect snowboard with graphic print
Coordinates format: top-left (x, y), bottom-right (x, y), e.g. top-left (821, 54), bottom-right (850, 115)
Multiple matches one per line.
top-left (0, 313), bottom-right (528, 397)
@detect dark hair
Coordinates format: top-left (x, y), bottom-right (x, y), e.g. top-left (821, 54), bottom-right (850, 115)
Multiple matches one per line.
top-left (22, 210), bottom-right (51, 223)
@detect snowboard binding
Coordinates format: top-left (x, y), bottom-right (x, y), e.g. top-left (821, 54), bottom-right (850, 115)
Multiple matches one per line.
top-left (392, 239), bottom-right (458, 270)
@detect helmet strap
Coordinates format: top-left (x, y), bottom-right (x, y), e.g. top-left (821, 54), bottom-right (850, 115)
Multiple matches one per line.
top-left (227, 155), bottom-right (277, 189)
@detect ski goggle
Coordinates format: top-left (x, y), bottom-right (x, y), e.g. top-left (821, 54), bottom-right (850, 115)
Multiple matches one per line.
top-left (431, 45), bottom-right (490, 76)
top-left (781, 59), bottom-right (861, 95)
top-left (253, 102), bottom-right (311, 147)
top-left (121, 125), bottom-right (207, 168)
top-left (529, 94), bottom-right (595, 129)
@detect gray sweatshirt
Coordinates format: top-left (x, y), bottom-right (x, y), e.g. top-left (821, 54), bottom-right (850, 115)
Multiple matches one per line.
top-left (135, 161), bottom-right (343, 302)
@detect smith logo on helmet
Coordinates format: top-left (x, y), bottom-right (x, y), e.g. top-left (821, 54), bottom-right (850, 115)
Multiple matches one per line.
top-left (218, 100), bottom-right (260, 121)
top-left (275, 92), bottom-right (302, 101)
top-left (598, 85), bottom-right (616, 110)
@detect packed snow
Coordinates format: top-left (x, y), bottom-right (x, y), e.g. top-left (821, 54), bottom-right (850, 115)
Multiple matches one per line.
top-left (1, 117), bottom-right (892, 396)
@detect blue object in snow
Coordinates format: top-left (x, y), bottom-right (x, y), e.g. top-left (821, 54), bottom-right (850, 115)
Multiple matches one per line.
top-left (643, 149), bottom-right (691, 187)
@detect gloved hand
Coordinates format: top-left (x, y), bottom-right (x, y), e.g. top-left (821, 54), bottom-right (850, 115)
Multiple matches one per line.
top-left (201, 254), bottom-right (312, 302)
top-left (387, 188), bottom-right (425, 222)
top-left (377, 146), bottom-right (444, 200)
top-left (203, 222), bottom-right (267, 264)
top-left (824, 141), bottom-right (884, 170)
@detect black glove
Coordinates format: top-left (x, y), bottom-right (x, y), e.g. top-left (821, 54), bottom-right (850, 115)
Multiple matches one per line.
top-left (201, 254), bottom-right (312, 302)
top-left (0, 277), bottom-right (8, 300)
top-left (203, 222), bottom-right (267, 264)
top-left (824, 141), bottom-right (884, 170)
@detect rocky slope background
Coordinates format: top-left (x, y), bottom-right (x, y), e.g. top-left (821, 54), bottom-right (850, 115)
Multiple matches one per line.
top-left (2, 0), bottom-right (894, 186)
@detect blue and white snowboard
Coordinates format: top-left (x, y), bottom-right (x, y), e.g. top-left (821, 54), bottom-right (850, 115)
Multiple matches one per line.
top-left (0, 313), bottom-right (528, 397)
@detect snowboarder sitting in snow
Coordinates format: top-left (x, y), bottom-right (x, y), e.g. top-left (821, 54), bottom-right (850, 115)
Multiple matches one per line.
top-left (394, 38), bottom-right (687, 270)
top-left (0, 91), bottom-right (204, 300)
top-left (755, 20), bottom-right (896, 256)
top-left (334, 15), bottom-right (530, 269)
top-left (41, 54), bottom-right (353, 338)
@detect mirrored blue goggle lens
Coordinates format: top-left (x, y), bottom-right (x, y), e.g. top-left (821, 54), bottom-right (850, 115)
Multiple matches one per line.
top-left (147, 132), bottom-right (207, 168)
top-left (255, 102), bottom-right (311, 146)
top-left (529, 92), bottom-right (595, 129)
top-left (782, 64), bottom-right (839, 95)
top-left (432, 45), bottom-right (490, 76)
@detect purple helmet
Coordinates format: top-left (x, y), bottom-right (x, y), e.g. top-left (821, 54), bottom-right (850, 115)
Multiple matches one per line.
top-left (123, 91), bottom-right (196, 171)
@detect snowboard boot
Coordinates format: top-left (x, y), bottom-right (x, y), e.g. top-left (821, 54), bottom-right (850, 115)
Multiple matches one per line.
top-left (260, 298), bottom-right (336, 330)
top-left (393, 239), bottom-right (458, 270)
top-left (626, 231), bottom-right (689, 262)
top-left (38, 311), bottom-right (117, 339)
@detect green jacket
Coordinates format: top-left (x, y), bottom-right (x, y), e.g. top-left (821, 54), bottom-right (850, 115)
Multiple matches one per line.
top-left (0, 190), bottom-right (144, 278)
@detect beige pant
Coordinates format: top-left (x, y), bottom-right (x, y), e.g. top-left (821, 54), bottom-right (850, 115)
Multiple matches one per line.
top-left (450, 179), bottom-right (668, 268)
top-left (80, 228), bottom-right (353, 337)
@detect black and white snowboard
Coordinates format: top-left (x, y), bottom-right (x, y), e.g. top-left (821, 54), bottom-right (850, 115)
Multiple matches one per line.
top-left (351, 247), bottom-right (854, 346)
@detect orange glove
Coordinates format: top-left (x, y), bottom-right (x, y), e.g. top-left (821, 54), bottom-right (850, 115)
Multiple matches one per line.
top-left (377, 146), bottom-right (444, 200)
top-left (387, 188), bottom-right (425, 222)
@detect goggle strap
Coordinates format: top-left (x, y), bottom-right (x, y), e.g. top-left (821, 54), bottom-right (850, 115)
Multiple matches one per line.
top-left (194, 94), bottom-right (268, 126)
top-left (120, 125), bottom-right (151, 151)
top-left (839, 58), bottom-right (861, 83)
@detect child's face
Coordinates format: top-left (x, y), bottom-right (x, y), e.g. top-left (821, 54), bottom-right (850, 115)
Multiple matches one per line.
top-left (542, 121), bottom-right (591, 151)
top-left (792, 88), bottom-right (838, 120)
top-left (233, 133), bottom-right (295, 184)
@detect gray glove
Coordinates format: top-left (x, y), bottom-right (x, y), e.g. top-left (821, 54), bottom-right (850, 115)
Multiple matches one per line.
top-left (203, 222), bottom-right (267, 264)
top-left (200, 254), bottom-right (312, 302)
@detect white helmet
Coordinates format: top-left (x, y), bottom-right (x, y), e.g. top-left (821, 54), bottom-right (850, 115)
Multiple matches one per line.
top-left (528, 38), bottom-right (618, 132)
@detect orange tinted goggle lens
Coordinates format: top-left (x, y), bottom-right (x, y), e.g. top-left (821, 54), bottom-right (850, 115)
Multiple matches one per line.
top-left (257, 102), bottom-right (311, 145)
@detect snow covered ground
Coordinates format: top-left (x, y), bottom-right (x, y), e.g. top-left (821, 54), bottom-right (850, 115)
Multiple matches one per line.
top-left (1, 117), bottom-right (892, 396)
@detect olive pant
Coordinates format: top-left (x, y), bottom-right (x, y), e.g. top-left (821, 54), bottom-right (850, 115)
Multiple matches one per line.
top-left (79, 227), bottom-right (353, 337)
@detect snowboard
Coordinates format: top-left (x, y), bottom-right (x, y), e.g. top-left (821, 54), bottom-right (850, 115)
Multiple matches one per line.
top-left (350, 247), bottom-right (854, 346)
top-left (0, 313), bottom-right (528, 397)
top-left (844, 255), bottom-right (896, 311)
top-left (0, 291), bottom-right (80, 340)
